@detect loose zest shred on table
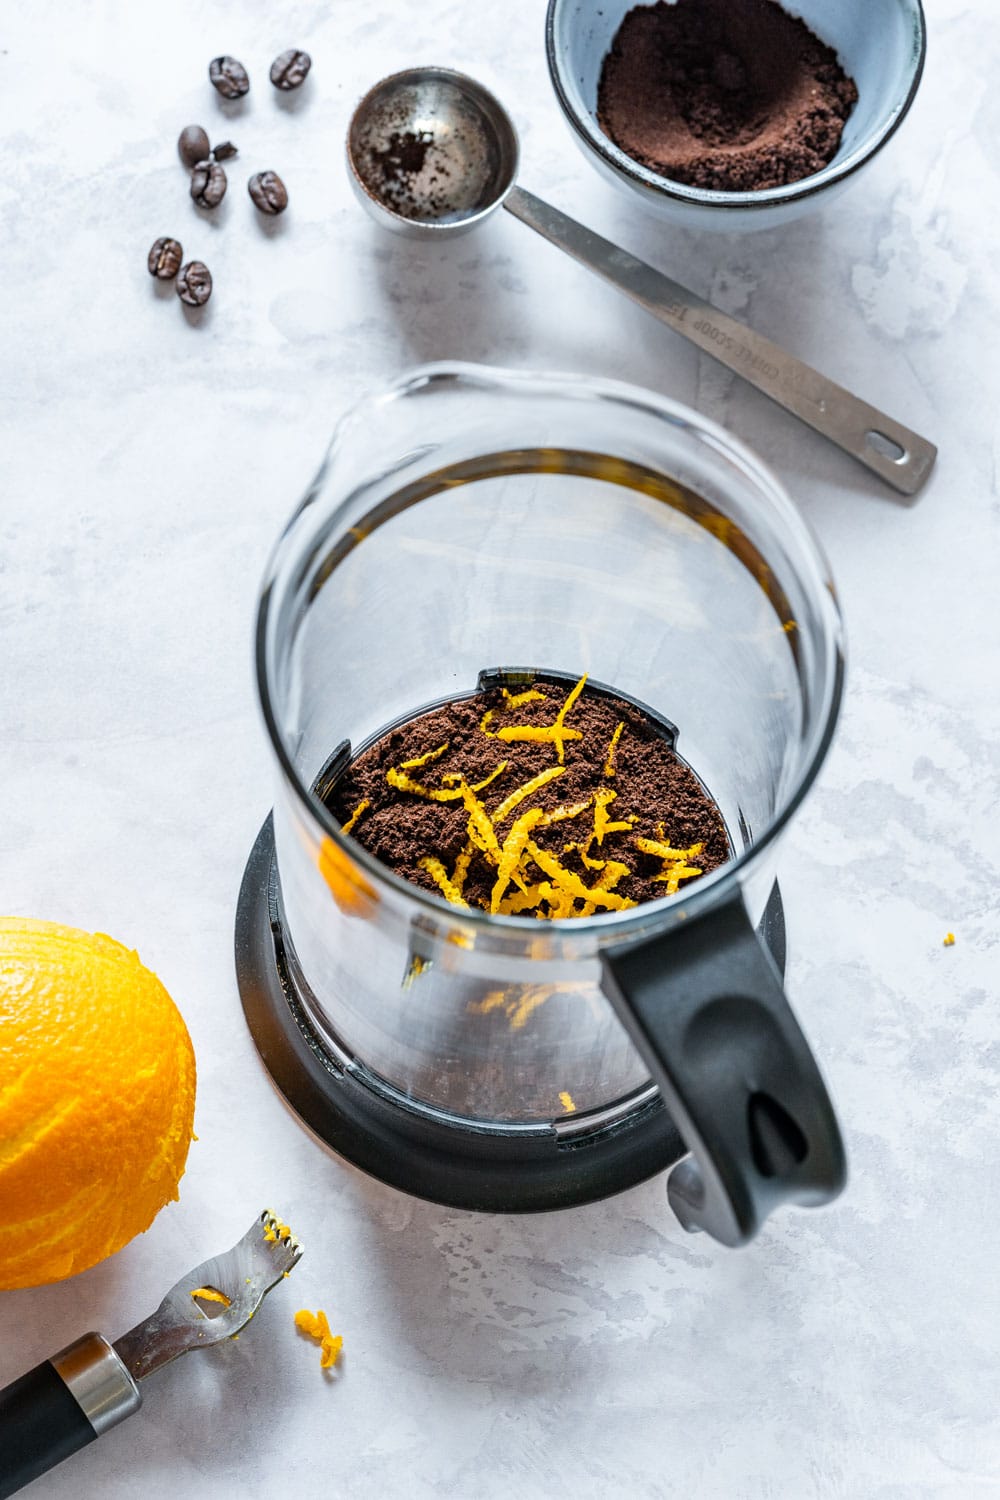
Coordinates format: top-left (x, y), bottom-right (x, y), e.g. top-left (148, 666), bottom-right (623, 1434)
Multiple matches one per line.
top-left (294, 1308), bottom-right (343, 1370)
top-left (375, 673), bottom-right (710, 920)
top-left (943, 932), bottom-right (955, 946)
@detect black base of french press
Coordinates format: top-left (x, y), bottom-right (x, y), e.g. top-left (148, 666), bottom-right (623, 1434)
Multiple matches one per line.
top-left (234, 813), bottom-right (787, 1214)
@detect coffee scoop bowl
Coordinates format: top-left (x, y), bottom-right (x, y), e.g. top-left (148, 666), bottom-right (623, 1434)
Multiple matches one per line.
top-left (346, 67), bottom-right (935, 496)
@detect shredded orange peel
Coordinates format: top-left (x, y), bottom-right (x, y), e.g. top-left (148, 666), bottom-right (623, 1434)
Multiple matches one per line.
top-left (341, 798), bottom-right (370, 837)
top-left (491, 807), bottom-right (548, 912)
top-left (603, 721), bottom-right (624, 778)
top-left (387, 760), bottom-right (507, 802)
top-left (294, 1308), bottom-right (343, 1370)
top-left (263, 1219), bottom-right (292, 1244)
top-left (378, 672), bottom-right (709, 922)
top-left (491, 765), bottom-right (565, 826)
top-left (190, 1286), bottom-right (231, 1307)
top-left (401, 741), bottom-right (449, 770)
top-left (594, 787), bottom-right (637, 845)
top-left (635, 832), bottom-right (705, 895)
top-left (503, 687), bottom-right (547, 708)
top-left (419, 857), bottom-right (470, 908)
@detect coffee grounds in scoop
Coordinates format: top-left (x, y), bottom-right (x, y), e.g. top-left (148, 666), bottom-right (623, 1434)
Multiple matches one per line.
top-left (596, 0), bottom-right (858, 192)
top-left (327, 676), bottom-right (731, 916)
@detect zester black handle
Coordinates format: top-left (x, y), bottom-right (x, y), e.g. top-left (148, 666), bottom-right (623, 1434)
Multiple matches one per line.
top-left (0, 1334), bottom-right (140, 1498)
top-left (601, 887), bottom-right (847, 1247)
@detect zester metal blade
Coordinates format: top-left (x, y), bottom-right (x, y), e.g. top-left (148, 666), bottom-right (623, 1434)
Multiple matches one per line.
top-left (113, 1210), bottom-right (302, 1383)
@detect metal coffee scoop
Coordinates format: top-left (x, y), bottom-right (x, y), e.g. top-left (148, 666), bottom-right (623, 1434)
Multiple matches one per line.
top-left (346, 67), bottom-right (936, 497)
top-left (0, 1211), bottom-right (302, 1499)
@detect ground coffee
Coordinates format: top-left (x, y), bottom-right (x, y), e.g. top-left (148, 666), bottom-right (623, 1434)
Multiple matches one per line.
top-left (328, 675), bottom-right (731, 916)
top-left (596, 0), bottom-right (858, 192)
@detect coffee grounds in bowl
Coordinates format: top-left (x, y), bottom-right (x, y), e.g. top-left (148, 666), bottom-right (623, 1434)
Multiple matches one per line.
top-left (327, 675), bottom-right (731, 917)
top-left (596, 0), bottom-right (858, 192)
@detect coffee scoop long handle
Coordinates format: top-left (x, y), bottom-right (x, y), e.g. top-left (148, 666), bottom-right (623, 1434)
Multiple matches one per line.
top-left (0, 1334), bottom-right (141, 1499)
top-left (503, 185), bottom-right (937, 496)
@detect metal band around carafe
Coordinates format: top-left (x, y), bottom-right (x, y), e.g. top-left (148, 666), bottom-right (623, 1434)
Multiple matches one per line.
top-left (51, 1333), bottom-right (142, 1435)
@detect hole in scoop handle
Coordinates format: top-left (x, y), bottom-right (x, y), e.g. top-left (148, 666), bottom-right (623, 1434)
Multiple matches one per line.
top-left (504, 186), bottom-right (937, 496)
top-left (599, 890), bottom-right (846, 1247)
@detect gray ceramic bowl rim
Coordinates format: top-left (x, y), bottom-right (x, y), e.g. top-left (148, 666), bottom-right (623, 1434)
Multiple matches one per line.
top-left (544, 0), bottom-right (927, 212)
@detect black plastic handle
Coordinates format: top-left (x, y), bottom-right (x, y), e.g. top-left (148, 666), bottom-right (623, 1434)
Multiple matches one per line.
top-left (0, 1359), bottom-right (97, 1499)
top-left (601, 888), bottom-right (846, 1247)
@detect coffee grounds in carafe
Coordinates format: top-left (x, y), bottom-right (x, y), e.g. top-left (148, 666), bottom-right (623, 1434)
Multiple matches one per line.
top-left (328, 674), bottom-right (731, 916)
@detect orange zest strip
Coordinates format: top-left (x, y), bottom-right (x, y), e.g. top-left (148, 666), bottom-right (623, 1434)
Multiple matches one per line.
top-left (495, 723), bottom-right (583, 752)
top-left (654, 864), bottom-right (703, 894)
top-left (191, 1286), bottom-right (231, 1307)
top-left (594, 787), bottom-right (637, 845)
top-left (578, 859), bottom-right (631, 916)
top-left (490, 807), bottom-right (547, 913)
top-left (340, 799), bottom-right (371, 837)
top-left (497, 884), bottom-right (548, 915)
top-left (509, 987), bottom-right (552, 1029)
top-left (563, 834), bottom-right (604, 871)
top-left (526, 842), bottom-right (635, 910)
top-left (451, 840), bottom-right (474, 896)
top-left (490, 765), bottom-right (565, 826)
top-left (480, 710), bottom-right (497, 736)
top-left (468, 989), bottom-right (508, 1015)
top-left (401, 742), bottom-right (449, 770)
top-left (461, 783), bottom-right (503, 864)
top-left (386, 767), bottom-right (464, 801)
top-left (442, 762), bottom-right (508, 794)
top-left (419, 857), bottom-right (470, 907)
top-left (538, 799), bottom-right (592, 826)
top-left (603, 722), bottom-right (624, 778)
top-left (550, 672), bottom-right (588, 764)
top-left (635, 837), bottom-right (704, 862)
top-left (502, 687), bottom-right (547, 708)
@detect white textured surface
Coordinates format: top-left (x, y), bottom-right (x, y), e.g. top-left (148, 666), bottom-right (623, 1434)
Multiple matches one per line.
top-left (1, 2), bottom-right (999, 1496)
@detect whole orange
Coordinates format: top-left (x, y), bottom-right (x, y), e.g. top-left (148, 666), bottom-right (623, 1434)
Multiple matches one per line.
top-left (0, 917), bottom-right (196, 1289)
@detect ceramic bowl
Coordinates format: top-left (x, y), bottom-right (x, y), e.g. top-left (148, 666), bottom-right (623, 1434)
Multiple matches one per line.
top-left (545, 0), bottom-right (927, 232)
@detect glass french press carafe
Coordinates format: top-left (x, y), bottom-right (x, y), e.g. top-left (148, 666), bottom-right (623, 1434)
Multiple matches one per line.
top-left (236, 362), bottom-right (846, 1246)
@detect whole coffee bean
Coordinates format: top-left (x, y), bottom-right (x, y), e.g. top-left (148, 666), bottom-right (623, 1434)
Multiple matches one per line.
top-left (147, 236), bottom-right (184, 280)
top-left (190, 159), bottom-right (227, 209)
top-left (270, 49), bottom-right (311, 90)
top-left (209, 55), bottom-right (249, 99)
top-left (248, 170), bottom-right (288, 215)
top-left (177, 124), bottom-right (210, 169)
top-left (176, 261), bottom-right (212, 307)
top-left (212, 140), bottom-right (238, 161)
